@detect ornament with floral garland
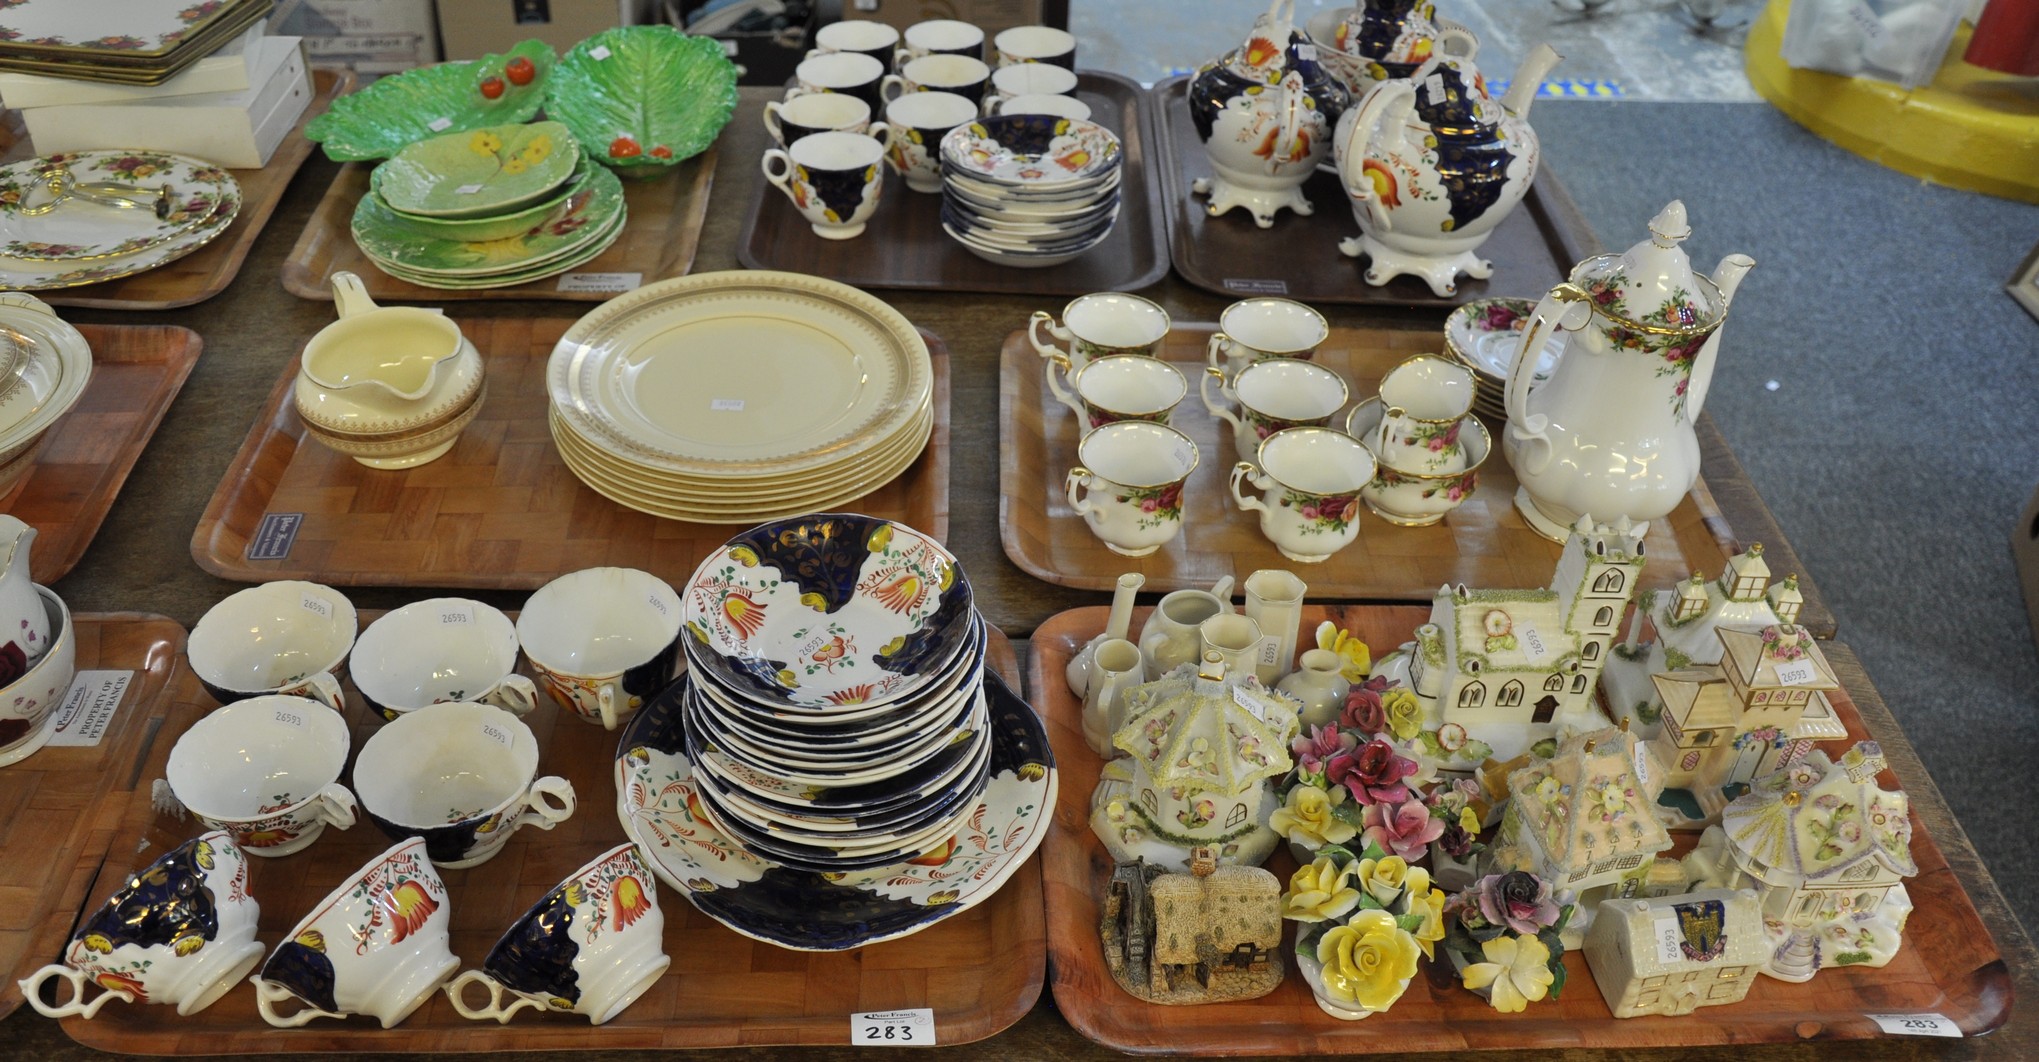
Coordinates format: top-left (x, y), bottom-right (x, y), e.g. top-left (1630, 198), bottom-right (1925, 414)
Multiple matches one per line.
top-left (1281, 841), bottom-right (1442, 1020)
top-left (1439, 870), bottom-right (1574, 1013)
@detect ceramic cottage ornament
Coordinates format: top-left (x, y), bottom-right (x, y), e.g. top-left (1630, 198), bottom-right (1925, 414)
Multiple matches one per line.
top-left (1335, 43), bottom-right (1562, 296)
top-left (1583, 888), bottom-right (1768, 1017)
top-left (1187, 0), bottom-right (1349, 227)
top-left (1100, 848), bottom-right (1285, 1004)
top-left (1504, 202), bottom-right (1756, 541)
top-left (1091, 654), bottom-right (1299, 870)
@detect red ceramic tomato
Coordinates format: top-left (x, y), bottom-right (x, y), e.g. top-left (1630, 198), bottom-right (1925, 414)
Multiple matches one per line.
top-left (505, 56), bottom-right (537, 85)
top-left (479, 76), bottom-right (505, 100)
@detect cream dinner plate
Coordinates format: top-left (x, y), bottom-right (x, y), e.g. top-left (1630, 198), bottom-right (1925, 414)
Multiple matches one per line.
top-left (548, 403), bottom-right (928, 500)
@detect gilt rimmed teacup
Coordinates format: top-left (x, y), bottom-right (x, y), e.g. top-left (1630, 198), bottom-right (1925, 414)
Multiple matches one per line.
top-left (1029, 291), bottom-right (1171, 371)
top-left (994, 25), bottom-right (1077, 68)
top-left (1047, 352), bottom-right (1186, 431)
top-left (252, 837), bottom-right (456, 1029)
top-left (894, 19), bottom-right (984, 67)
top-left (355, 701), bottom-right (575, 868)
top-left (813, 19), bottom-right (900, 68)
top-left (1065, 421), bottom-right (1199, 557)
top-left (1373, 353), bottom-right (1475, 474)
top-left (1206, 297), bottom-right (1330, 381)
top-left (445, 843), bottom-right (669, 1025)
top-left (1346, 396), bottom-right (1489, 526)
top-left (884, 90), bottom-right (980, 192)
top-left (189, 580), bottom-right (356, 711)
top-left (166, 695), bottom-right (357, 857)
top-left (761, 130), bottom-right (891, 241)
top-left (20, 832), bottom-right (262, 1019)
top-left (988, 93), bottom-right (1092, 121)
top-left (791, 50), bottom-right (887, 111)
top-left (1229, 427), bottom-right (1376, 563)
top-left (985, 61), bottom-right (1079, 114)
top-left (1201, 358), bottom-right (1349, 462)
top-left (882, 53), bottom-right (992, 108)
top-left (352, 598), bottom-right (537, 722)
top-left (518, 566), bottom-right (682, 729)
top-left (763, 91), bottom-right (872, 147)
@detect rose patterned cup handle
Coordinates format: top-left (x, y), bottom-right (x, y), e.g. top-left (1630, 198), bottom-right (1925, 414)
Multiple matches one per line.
top-left (445, 970), bottom-right (545, 1023)
top-left (1229, 462), bottom-right (1272, 515)
top-left (1043, 351), bottom-right (1085, 419)
top-left (512, 776), bottom-right (576, 833)
top-left (1028, 311), bottom-right (1072, 365)
top-left (253, 978), bottom-right (344, 1028)
top-left (482, 674), bottom-right (539, 717)
top-left (314, 783), bottom-right (357, 831)
top-left (1064, 468), bottom-right (1096, 516)
top-left (1199, 366), bottom-right (1244, 431)
top-left (20, 965), bottom-right (127, 1019)
top-left (282, 672), bottom-right (344, 712)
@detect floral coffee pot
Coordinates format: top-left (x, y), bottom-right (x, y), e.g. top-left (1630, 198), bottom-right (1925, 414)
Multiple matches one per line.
top-left (0, 514), bottom-right (48, 675)
top-left (1307, 0), bottom-right (1478, 93)
top-left (1188, 0), bottom-right (1349, 227)
top-left (1333, 43), bottom-right (1562, 296)
top-left (1503, 202), bottom-right (1755, 541)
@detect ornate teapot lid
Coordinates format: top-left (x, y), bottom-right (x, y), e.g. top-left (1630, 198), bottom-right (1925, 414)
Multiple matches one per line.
top-left (1333, 0), bottom-right (1446, 66)
top-left (1224, 0), bottom-right (1327, 86)
top-left (1410, 53), bottom-right (1500, 137)
top-left (1570, 201), bottom-right (1725, 333)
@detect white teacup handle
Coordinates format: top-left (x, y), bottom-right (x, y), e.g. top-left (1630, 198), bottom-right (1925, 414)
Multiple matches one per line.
top-left (1028, 311), bottom-right (1072, 363)
top-left (1199, 366), bottom-right (1243, 430)
top-left (867, 124), bottom-right (894, 155)
top-left (513, 776), bottom-right (577, 832)
top-left (760, 149), bottom-right (795, 198)
top-left (329, 270), bottom-right (378, 319)
top-left (20, 964), bottom-right (127, 1019)
top-left (1230, 462), bottom-right (1272, 514)
top-left (783, 85), bottom-right (813, 100)
top-left (761, 99), bottom-right (786, 144)
top-left (983, 93), bottom-right (1006, 116)
top-left (596, 683), bottom-right (620, 730)
top-left (1205, 332), bottom-right (1238, 377)
top-left (892, 46), bottom-right (914, 69)
top-left (1064, 468), bottom-right (1096, 516)
top-left (482, 674), bottom-right (539, 717)
top-left (253, 977), bottom-right (344, 1028)
top-left (879, 74), bottom-right (909, 103)
top-left (1043, 351), bottom-right (1083, 418)
top-left (315, 783), bottom-right (358, 831)
top-left (284, 671), bottom-right (345, 713)
top-left (445, 969), bottom-right (545, 1023)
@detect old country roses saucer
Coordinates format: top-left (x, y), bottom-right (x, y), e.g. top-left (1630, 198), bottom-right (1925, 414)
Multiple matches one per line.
top-left (0, 151), bottom-right (240, 290)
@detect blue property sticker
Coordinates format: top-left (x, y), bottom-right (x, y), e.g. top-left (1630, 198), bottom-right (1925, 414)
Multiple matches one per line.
top-left (247, 512), bottom-right (304, 561)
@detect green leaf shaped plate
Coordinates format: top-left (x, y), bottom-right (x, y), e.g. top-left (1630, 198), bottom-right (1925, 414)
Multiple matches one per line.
top-left (307, 40), bottom-right (558, 162)
top-left (370, 121), bottom-right (579, 218)
top-left (351, 159), bottom-right (624, 276)
top-left (544, 26), bottom-right (737, 176)
top-left (370, 159), bottom-right (595, 242)
top-left (370, 212), bottom-right (625, 290)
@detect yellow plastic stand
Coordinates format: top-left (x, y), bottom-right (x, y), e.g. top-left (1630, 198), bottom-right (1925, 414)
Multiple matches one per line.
top-left (1746, 0), bottom-right (2039, 203)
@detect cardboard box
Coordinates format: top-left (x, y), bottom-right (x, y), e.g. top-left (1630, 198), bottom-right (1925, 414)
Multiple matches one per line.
top-left (436, 0), bottom-right (653, 59)
top-left (273, 0), bottom-right (440, 75)
top-left (845, 0), bottom-right (1049, 41)
top-left (24, 39), bottom-right (314, 168)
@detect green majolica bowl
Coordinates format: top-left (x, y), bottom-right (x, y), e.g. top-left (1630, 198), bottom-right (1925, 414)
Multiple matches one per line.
top-left (370, 121), bottom-right (579, 218)
top-left (351, 161), bottom-right (625, 276)
top-left (308, 40), bottom-right (559, 162)
top-left (544, 26), bottom-right (737, 178)
top-left (372, 160), bottom-right (596, 243)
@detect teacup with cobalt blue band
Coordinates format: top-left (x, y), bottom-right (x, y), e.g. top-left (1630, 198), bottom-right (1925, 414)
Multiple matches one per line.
top-left (165, 695), bottom-right (358, 857)
top-left (884, 90), bottom-right (979, 193)
top-left (762, 130), bottom-right (891, 241)
top-left (813, 19), bottom-right (900, 69)
top-left (187, 580), bottom-right (355, 711)
top-left (762, 91), bottom-right (871, 147)
top-left (351, 597), bottom-right (537, 722)
top-left (353, 700), bottom-right (576, 868)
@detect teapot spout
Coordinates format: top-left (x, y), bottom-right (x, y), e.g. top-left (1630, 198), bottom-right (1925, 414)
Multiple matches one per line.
top-left (1710, 253), bottom-right (1756, 306)
top-left (1500, 44), bottom-right (1562, 118)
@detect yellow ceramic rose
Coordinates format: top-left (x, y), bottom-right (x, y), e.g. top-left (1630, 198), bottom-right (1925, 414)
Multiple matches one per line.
top-left (1459, 805), bottom-right (1481, 834)
top-left (1270, 784), bottom-right (1357, 848)
top-left (1357, 854), bottom-right (1409, 906)
top-left (1314, 909), bottom-right (1421, 1012)
top-left (1460, 934), bottom-right (1555, 1013)
top-left (1283, 857), bottom-right (1361, 922)
top-left (1403, 878), bottom-right (1446, 959)
top-left (1381, 687), bottom-right (1423, 740)
top-left (1313, 621), bottom-right (1371, 682)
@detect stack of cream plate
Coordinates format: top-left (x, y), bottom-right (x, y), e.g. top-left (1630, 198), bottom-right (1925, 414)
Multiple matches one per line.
top-left (545, 271), bottom-right (933, 524)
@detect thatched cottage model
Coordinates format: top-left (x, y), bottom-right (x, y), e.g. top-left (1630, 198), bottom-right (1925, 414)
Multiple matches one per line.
top-left (1099, 852), bottom-right (1285, 1005)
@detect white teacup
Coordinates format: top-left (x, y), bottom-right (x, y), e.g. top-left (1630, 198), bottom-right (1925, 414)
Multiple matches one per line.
top-left (1347, 396), bottom-right (1490, 526)
top-left (189, 581), bottom-right (356, 711)
top-left (884, 90), bottom-right (980, 193)
top-left (988, 93), bottom-right (1092, 120)
top-left (445, 843), bottom-right (669, 1025)
top-left (165, 695), bottom-right (357, 857)
top-left (1065, 421), bottom-right (1199, 557)
top-left (1047, 352), bottom-right (1186, 431)
top-left (1229, 428), bottom-right (1377, 563)
top-left (1029, 292), bottom-right (1171, 371)
top-left (354, 701), bottom-right (575, 868)
top-left (882, 53), bottom-right (992, 107)
top-left (352, 598), bottom-right (537, 722)
top-left (813, 19), bottom-right (899, 67)
top-left (518, 567), bottom-right (683, 729)
top-left (1374, 353), bottom-right (1475, 474)
top-left (762, 91), bottom-right (872, 147)
top-left (791, 50), bottom-right (887, 110)
top-left (994, 25), bottom-right (1077, 68)
top-left (761, 130), bottom-right (891, 240)
top-left (252, 837), bottom-right (457, 1028)
top-left (1207, 298), bottom-right (1331, 381)
top-left (1201, 359), bottom-right (1350, 462)
top-left (21, 832), bottom-right (262, 1019)
top-left (986, 61), bottom-right (1079, 112)
top-left (894, 19), bottom-right (984, 67)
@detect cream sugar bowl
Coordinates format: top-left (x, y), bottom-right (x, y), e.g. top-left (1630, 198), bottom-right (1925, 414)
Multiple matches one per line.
top-left (165, 695), bottom-right (358, 857)
top-left (188, 580), bottom-right (357, 710)
top-left (1229, 427), bottom-right (1377, 563)
top-left (1346, 396), bottom-right (1490, 527)
top-left (354, 700), bottom-right (576, 869)
top-left (21, 831), bottom-right (263, 1019)
top-left (1065, 420), bottom-right (1199, 557)
top-left (1200, 358), bottom-right (1349, 463)
top-left (252, 837), bottom-right (457, 1028)
top-left (351, 598), bottom-right (537, 722)
top-left (1047, 352), bottom-right (1188, 431)
top-left (293, 271), bottom-right (485, 470)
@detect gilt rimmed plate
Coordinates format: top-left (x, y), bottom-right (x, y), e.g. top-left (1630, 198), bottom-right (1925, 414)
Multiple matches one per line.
top-left (0, 151), bottom-right (234, 262)
top-left (0, 155), bottom-right (239, 291)
top-left (615, 667), bottom-right (1054, 951)
top-left (548, 403), bottom-right (930, 502)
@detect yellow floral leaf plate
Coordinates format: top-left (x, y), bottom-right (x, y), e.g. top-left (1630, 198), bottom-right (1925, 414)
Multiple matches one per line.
top-left (369, 120), bottom-right (580, 218)
top-left (350, 159), bottom-right (623, 275)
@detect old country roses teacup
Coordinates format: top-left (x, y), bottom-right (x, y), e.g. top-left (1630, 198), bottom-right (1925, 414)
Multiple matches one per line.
top-left (1065, 421), bottom-right (1199, 557)
top-left (1230, 427), bottom-right (1377, 563)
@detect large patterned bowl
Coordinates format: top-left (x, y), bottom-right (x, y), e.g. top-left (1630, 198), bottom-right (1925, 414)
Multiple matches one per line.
top-left (680, 514), bottom-right (975, 711)
top-left (938, 113), bottom-right (1122, 188)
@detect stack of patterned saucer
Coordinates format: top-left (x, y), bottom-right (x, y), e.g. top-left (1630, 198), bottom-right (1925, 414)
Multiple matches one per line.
top-left (351, 121), bottom-right (625, 290)
top-left (1443, 296), bottom-right (1559, 422)
top-left (0, 150), bottom-right (242, 291)
top-left (938, 113), bottom-right (1122, 268)
top-left (546, 271), bottom-right (932, 524)
top-left (615, 513), bottom-right (1056, 951)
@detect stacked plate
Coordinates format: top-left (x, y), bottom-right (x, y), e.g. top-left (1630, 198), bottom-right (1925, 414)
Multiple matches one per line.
top-left (351, 121), bottom-right (626, 290)
top-left (0, 150), bottom-right (242, 292)
top-left (1443, 296), bottom-right (1559, 421)
top-left (938, 113), bottom-right (1123, 268)
top-left (616, 514), bottom-right (1056, 951)
top-left (546, 271), bottom-right (933, 524)
top-left (0, 294), bottom-right (92, 494)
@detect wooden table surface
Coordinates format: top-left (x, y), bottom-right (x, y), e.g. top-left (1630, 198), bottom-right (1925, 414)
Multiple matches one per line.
top-left (9, 86), bottom-right (2014, 1059)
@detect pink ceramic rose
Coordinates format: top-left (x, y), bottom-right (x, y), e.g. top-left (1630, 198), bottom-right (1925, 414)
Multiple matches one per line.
top-left (1339, 675), bottom-right (1392, 736)
top-left (1361, 799), bottom-right (1443, 860)
top-left (1326, 739), bottom-right (1419, 805)
top-left (1474, 871), bottom-right (1562, 936)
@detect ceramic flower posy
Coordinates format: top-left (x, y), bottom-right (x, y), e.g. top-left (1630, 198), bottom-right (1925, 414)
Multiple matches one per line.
top-left (1282, 842), bottom-right (1442, 1019)
top-left (1439, 869), bottom-right (1574, 1013)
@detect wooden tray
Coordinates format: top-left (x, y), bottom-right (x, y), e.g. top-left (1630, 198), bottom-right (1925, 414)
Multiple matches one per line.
top-left (1030, 605), bottom-right (2012, 1054)
top-left (6, 68), bottom-right (352, 311)
top-left (1148, 75), bottom-right (1597, 308)
top-left (191, 316), bottom-right (952, 589)
top-left (62, 617), bottom-right (1044, 1052)
top-left (0, 614), bottom-right (189, 1019)
top-left (6, 325), bottom-right (201, 582)
top-left (736, 71), bottom-right (1169, 296)
top-left (1000, 324), bottom-right (1735, 600)
top-left (281, 146), bottom-right (716, 303)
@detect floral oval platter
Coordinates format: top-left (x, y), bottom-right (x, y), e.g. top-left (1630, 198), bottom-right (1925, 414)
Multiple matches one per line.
top-left (614, 667), bottom-right (1056, 951)
top-left (369, 121), bottom-right (580, 218)
top-left (0, 152), bottom-right (240, 291)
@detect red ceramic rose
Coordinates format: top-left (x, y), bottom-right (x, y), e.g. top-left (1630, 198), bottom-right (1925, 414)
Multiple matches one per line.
top-left (1326, 737), bottom-right (1418, 805)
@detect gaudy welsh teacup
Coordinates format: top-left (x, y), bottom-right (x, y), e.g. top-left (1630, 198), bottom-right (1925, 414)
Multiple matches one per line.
top-left (984, 62), bottom-right (1079, 113)
top-left (882, 53), bottom-right (993, 108)
top-left (351, 598), bottom-right (537, 722)
top-left (1229, 427), bottom-right (1377, 563)
top-left (1047, 352), bottom-right (1187, 431)
top-left (761, 130), bottom-right (891, 241)
top-left (762, 91), bottom-right (872, 147)
top-left (165, 695), bottom-right (357, 857)
top-left (354, 701), bottom-right (575, 868)
top-left (883, 90), bottom-right (980, 193)
top-left (1029, 292), bottom-right (1171, 371)
top-left (444, 843), bottom-right (669, 1025)
top-left (893, 18), bottom-right (985, 67)
top-left (251, 837), bottom-right (457, 1029)
top-left (1373, 353), bottom-right (1475, 474)
top-left (1206, 297), bottom-right (1330, 381)
top-left (791, 50), bottom-right (888, 111)
top-left (1346, 396), bottom-right (1489, 526)
top-left (1201, 358), bottom-right (1349, 462)
top-left (517, 566), bottom-right (683, 729)
top-left (188, 580), bottom-right (356, 710)
top-left (812, 18), bottom-right (900, 68)
top-left (1065, 420), bottom-right (1200, 557)
top-left (20, 832), bottom-right (262, 1019)
top-left (994, 25), bottom-right (1078, 68)
top-left (988, 93), bottom-right (1092, 121)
